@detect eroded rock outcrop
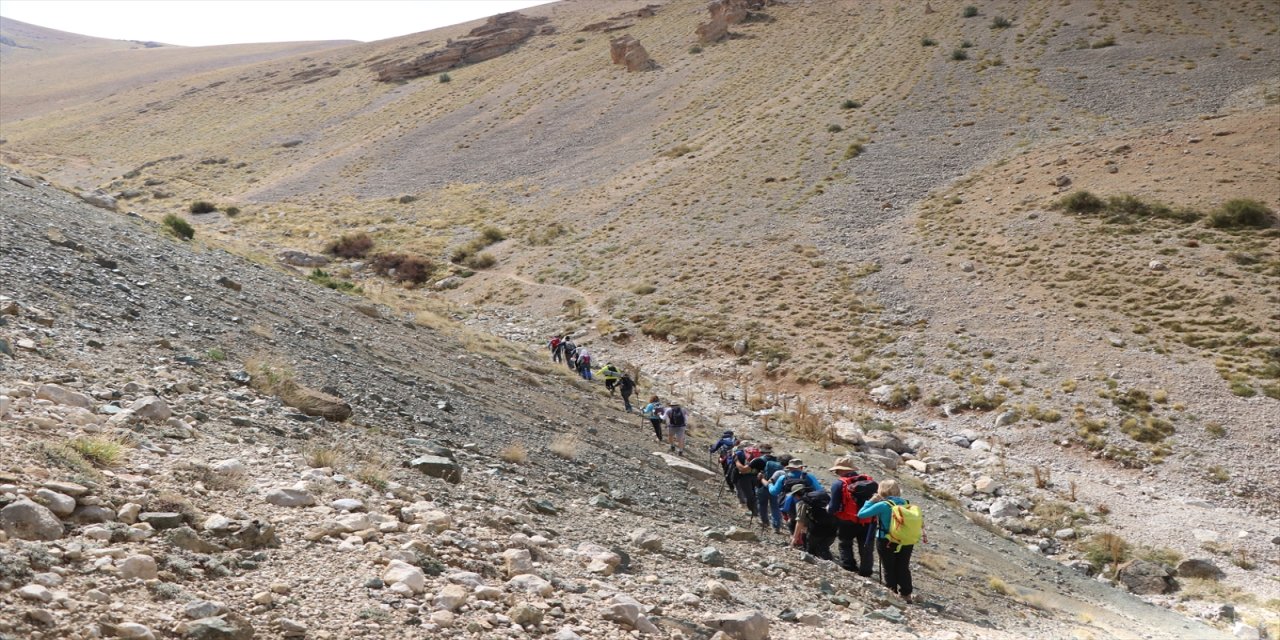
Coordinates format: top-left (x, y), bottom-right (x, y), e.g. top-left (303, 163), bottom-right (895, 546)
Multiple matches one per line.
top-left (609, 35), bottom-right (656, 72)
top-left (582, 5), bottom-right (660, 32)
top-left (375, 13), bottom-right (552, 82)
top-left (696, 0), bottom-right (768, 44)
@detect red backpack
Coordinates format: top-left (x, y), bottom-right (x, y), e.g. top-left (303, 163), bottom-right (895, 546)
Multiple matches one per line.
top-left (835, 474), bottom-right (878, 524)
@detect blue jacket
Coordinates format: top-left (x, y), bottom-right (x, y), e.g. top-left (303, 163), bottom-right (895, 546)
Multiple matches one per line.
top-left (709, 436), bottom-right (736, 455)
top-left (769, 470), bottom-right (822, 497)
top-left (857, 496), bottom-right (908, 539)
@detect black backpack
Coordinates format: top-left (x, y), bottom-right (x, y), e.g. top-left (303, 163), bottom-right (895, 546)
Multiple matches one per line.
top-left (668, 406), bottom-right (686, 427)
top-left (800, 490), bottom-right (835, 529)
top-left (780, 475), bottom-right (809, 497)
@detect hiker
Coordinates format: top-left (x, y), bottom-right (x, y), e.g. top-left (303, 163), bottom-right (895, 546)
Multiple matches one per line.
top-left (709, 431), bottom-right (737, 491)
top-left (563, 340), bottom-right (578, 370)
top-left (749, 444), bottom-right (783, 533)
top-left (577, 348), bottom-right (593, 380)
top-left (599, 363), bottom-right (621, 395)
top-left (663, 403), bottom-right (688, 456)
top-left (771, 459), bottom-right (823, 533)
top-left (617, 373), bottom-right (636, 413)
top-left (642, 396), bottom-right (664, 442)
top-left (549, 336), bottom-right (562, 363)
top-left (795, 486), bottom-right (837, 560)
top-left (858, 479), bottom-right (924, 604)
top-left (827, 456), bottom-right (878, 577)
top-left (731, 441), bottom-right (763, 520)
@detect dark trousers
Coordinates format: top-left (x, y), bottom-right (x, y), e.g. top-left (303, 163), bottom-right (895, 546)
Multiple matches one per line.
top-left (877, 539), bottom-right (915, 597)
top-left (837, 520), bottom-right (876, 576)
top-left (808, 527), bottom-right (836, 560)
top-left (721, 460), bottom-right (735, 490)
top-left (621, 392), bottom-right (632, 412)
top-left (756, 485), bottom-right (780, 529)
top-left (552, 349), bottom-right (561, 363)
top-left (733, 474), bottom-right (758, 514)
top-left (649, 418), bottom-right (663, 441)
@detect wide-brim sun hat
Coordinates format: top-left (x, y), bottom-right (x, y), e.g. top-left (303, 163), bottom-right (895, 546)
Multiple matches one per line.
top-left (829, 456), bottom-right (857, 472)
top-left (788, 482), bottom-right (809, 495)
top-left (785, 459), bottom-right (805, 469)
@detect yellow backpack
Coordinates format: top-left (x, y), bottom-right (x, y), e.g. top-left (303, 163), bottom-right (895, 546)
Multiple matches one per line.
top-left (886, 501), bottom-right (923, 552)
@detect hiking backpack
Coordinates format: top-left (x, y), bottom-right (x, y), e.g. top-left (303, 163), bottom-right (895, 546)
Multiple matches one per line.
top-left (668, 406), bottom-right (686, 427)
top-left (800, 490), bottom-right (835, 530)
top-left (885, 501), bottom-right (924, 551)
top-left (835, 475), bottom-right (879, 524)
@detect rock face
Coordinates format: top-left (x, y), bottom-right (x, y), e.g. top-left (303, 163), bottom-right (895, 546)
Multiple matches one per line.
top-left (652, 452), bottom-right (716, 481)
top-left (1176, 558), bottom-right (1225, 580)
top-left (374, 13), bottom-right (551, 82)
top-left (409, 455), bottom-right (462, 484)
top-left (1, 499), bottom-right (64, 540)
top-left (79, 189), bottom-right (117, 210)
top-left (609, 35), bottom-right (656, 72)
top-left (1118, 559), bottom-right (1175, 594)
top-left (696, 0), bottom-right (767, 43)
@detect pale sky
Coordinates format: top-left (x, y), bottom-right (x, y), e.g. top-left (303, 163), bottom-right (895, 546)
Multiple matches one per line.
top-left (0, 0), bottom-right (556, 47)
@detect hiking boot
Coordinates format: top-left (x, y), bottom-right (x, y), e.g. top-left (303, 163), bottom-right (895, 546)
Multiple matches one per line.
top-left (669, 445), bottom-right (676, 452)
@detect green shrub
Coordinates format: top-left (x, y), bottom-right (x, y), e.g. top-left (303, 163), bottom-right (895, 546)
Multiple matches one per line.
top-left (162, 214), bottom-right (195, 240)
top-left (960, 40), bottom-right (974, 48)
top-left (841, 99), bottom-right (861, 109)
top-left (1056, 191), bottom-right (1105, 214)
top-left (921, 37), bottom-right (937, 47)
top-left (307, 269), bottom-right (360, 293)
top-left (463, 252), bottom-right (496, 270)
top-left (324, 232), bottom-right (374, 258)
top-left (991, 16), bottom-right (1012, 29)
top-left (370, 253), bottom-right (434, 284)
top-left (574, 37), bottom-right (585, 44)
top-left (1091, 35), bottom-right (1116, 48)
top-left (689, 45), bottom-right (703, 54)
top-left (844, 142), bottom-right (865, 159)
top-left (1208, 199), bottom-right (1274, 229)
top-left (480, 226), bottom-right (505, 243)
top-left (189, 201), bottom-right (217, 214)
top-left (631, 283), bottom-right (657, 295)
top-left (439, 73), bottom-right (451, 83)
top-left (827, 123), bottom-right (843, 132)
top-left (397, 195), bottom-right (417, 204)
top-left (963, 6), bottom-right (979, 18)
top-left (67, 437), bottom-right (126, 468)
top-left (951, 48), bottom-right (969, 61)
top-left (222, 206), bottom-right (240, 216)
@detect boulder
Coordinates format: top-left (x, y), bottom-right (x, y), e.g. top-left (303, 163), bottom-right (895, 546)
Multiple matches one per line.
top-left (975, 476), bottom-right (1000, 494)
top-left (1176, 558), bottom-right (1225, 580)
top-left (277, 250), bottom-right (330, 268)
top-left (631, 528), bottom-right (663, 551)
top-left (278, 381), bottom-right (351, 422)
top-left (119, 555), bottom-right (158, 580)
top-left (409, 455), bottom-right (462, 484)
top-left (36, 383), bottom-right (92, 409)
top-left (506, 574), bottom-right (553, 597)
top-left (508, 602), bottom-right (544, 627)
top-left (988, 497), bottom-right (1020, 519)
top-left (383, 560), bottom-right (426, 593)
top-left (696, 0), bottom-right (765, 43)
top-left (609, 35), bottom-right (656, 72)
top-left (1, 499), bottom-right (63, 541)
top-left (265, 487), bottom-right (315, 508)
top-left (435, 584), bottom-right (469, 611)
top-left (503, 548), bottom-right (535, 577)
top-left (130, 396), bottom-right (172, 422)
top-left (79, 190), bottom-right (117, 210)
top-left (700, 546), bottom-right (724, 566)
top-left (184, 613), bottom-right (255, 640)
top-left (33, 488), bottom-right (76, 517)
top-left (704, 610), bottom-right (770, 640)
top-left (652, 452), bottom-right (716, 481)
top-left (1118, 559), bottom-right (1175, 595)
top-left (374, 12), bottom-right (550, 82)
top-left (831, 421), bottom-right (864, 446)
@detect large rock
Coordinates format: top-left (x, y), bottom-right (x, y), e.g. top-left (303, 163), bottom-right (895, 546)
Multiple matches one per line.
top-left (34, 488), bottom-right (77, 517)
top-left (609, 35), bottom-right (656, 72)
top-left (1118, 559), bottom-right (1175, 595)
top-left (864, 431), bottom-right (907, 453)
top-left (975, 476), bottom-right (1000, 494)
top-left (184, 613), bottom-right (255, 640)
top-left (374, 12), bottom-right (550, 82)
top-left (119, 555), bottom-right (158, 580)
top-left (831, 421), bottom-right (865, 446)
top-left (503, 548), bottom-right (535, 577)
top-left (278, 250), bottom-right (330, 268)
top-left (278, 381), bottom-right (352, 422)
top-left (409, 455), bottom-right (462, 484)
top-left (1176, 558), bottom-right (1225, 580)
top-left (1, 499), bottom-right (63, 541)
top-left (705, 610), bottom-right (770, 640)
top-left (696, 0), bottom-right (766, 43)
top-left (36, 383), bottom-right (92, 409)
top-left (602, 594), bottom-right (660, 635)
top-left (79, 190), bottom-right (118, 210)
top-left (988, 497), bottom-right (1021, 519)
top-left (652, 452), bottom-right (716, 481)
top-left (130, 396), bottom-right (172, 421)
top-left (265, 487), bottom-right (315, 508)
top-left (384, 560), bottom-right (426, 593)
top-left (631, 528), bottom-right (663, 551)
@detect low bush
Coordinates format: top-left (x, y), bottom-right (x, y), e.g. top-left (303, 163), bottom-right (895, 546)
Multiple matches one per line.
top-left (1091, 35), bottom-right (1116, 48)
top-left (844, 142), bottom-right (865, 159)
top-left (827, 123), bottom-right (843, 132)
top-left (67, 436), bottom-right (126, 468)
top-left (223, 206), bottom-right (240, 216)
top-left (1208, 199), bottom-right (1274, 229)
top-left (921, 37), bottom-right (937, 47)
top-left (189, 201), bottom-right (217, 214)
top-left (840, 99), bottom-right (861, 109)
top-left (439, 73), bottom-right (451, 83)
top-left (324, 232), bottom-right (373, 258)
top-left (370, 253), bottom-right (434, 284)
top-left (963, 5), bottom-right (979, 18)
top-left (307, 268), bottom-right (360, 293)
top-left (951, 48), bottom-right (969, 61)
top-left (499, 443), bottom-right (528, 464)
top-left (991, 16), bottom-right (1012, 29)
top-left (163, 214), bottom-right (195, 240)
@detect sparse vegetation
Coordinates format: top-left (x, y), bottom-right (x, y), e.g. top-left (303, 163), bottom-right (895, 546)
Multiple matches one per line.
top-left (1090, 35), bottom-right (1116, 49)
top-left (1207, 198), bottom-right (1274, 229)
top-left (827, 123), bottom-right (843, 133)
top-left (305, 446), bottom-right (343, 469)
top-left (370, 253), bottom-right (434, 284)
top-left (689, 45), bottom-right (703, 54)
top-left (162, 214), bottom-right (195, 240)
top-left (963, 6), bottom-right (979, 18)
top-left (549, 435), bottom-right (578, 460)
top-left (307, 268), bottom-right (361, 293)
top-left (499, 442), bottom-right (528, 464)
top-left (1082, 532), bottom-right (1130, 574)
top-left (439, 73), bottom-right (451, 83)
top-left (324, 232), bottom-right (374, 258)
top-left (844, 142), bottom-right (865, 159)
top-left (189, 201), bottom-right (217, 214)
top-left (840, 99), bottom-right (861, 109)
top-left (206, 347), bottom-right (227, 362)
top-left (951, 48), bottom-right (969, 61)
top-left (988, 576), bottom-right (1014, 595)
top-left (223, 206), bottom-right (240, 216)
top-left (991, 16), bottom-right (1012, 29)
top-left (355, 463), bottom-right (389, 491)
top-left (921, 37), bottom-right (937, 47)
top-left (67, 436), bottom-right (127, 468)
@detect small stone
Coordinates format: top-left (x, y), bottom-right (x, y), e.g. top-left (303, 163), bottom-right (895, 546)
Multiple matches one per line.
top-left (631, 528), bottom-right (662, 551)
top-left (34, 488), bottom-right (77, 517)
top-left (975, 476), bottom-right (1000, 494)
top-left (130, 396), bottom-right (173, 422)
top-left (18, 583), bottom-right (54, 602)
top-left (700, 546), bottom-right (724, 566)
top-left (278, 618), bottom-right (307, 637)
top-left (435, 584), bottom-right (469, 611)
top-left (508, 602), bottom-right (544, 627)
top-left (1149, 260), bottom-right (1167, 271)
top-left (506, 574), bottom-right (553, 597)
top-left (119, 555), bottom-right (158, 580)
top-left (265, 487), bottom-right (315, 508)
top-left (503, 548), bottom-right (535, 577)
top-left (116, 622), bottom-right (156, 640)
top-left (184, 614), bottom-right (254, 640)
top-left (139, 512), bottom-right (185, 530)
top-left (330, 498), bottom-right (364, 512)
top-left (184, 600), bottom-right (227, 619)
top-left (383, 560), bottom-right (426, 593)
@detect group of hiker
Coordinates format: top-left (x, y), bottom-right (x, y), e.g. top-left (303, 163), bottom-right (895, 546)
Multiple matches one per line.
top-left (710, 433), bottom-right (925, 603)
top-left (547, 336), bottom-right (923, 603)
top-left (548, 335), bottom-right (691, 456)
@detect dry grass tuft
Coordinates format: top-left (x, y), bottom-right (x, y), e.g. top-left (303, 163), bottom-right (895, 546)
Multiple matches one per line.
top-left (305, 446), bottom-right (344, 469)
top-left (499, 442), bottom-right (529, 464)
top-left (66, 436), bottom-right (129, 468)
top-left (549, 435), bottom-right (578, 460)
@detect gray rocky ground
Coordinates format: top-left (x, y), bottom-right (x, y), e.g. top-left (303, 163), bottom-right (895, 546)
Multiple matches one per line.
top-left (1, 166), bottom-right (1248, 639)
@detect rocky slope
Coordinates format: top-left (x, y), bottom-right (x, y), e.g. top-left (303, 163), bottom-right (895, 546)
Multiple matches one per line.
top-left (0, 167), bottom-right (1244, 639)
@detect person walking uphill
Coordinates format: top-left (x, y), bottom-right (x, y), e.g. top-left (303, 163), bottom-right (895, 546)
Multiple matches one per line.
top-left (827, 457), bottom-right (878, 577)
top-left (709, 431), bottom-right (737, 491)
top-left (731, 442), bottom-right (763, 520)
top-left (857, 479), bottom-right (925, 604)
top-left (663, 403), bottom-right (689, 456)
top-left (642, 396), bottom-right (664, 442)
top-left (749, 444), bottom-right (782, 533)
top-left (599, 363), bottom-right (621, 395)
top-left (617, 373), bottom-right (636, 413)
